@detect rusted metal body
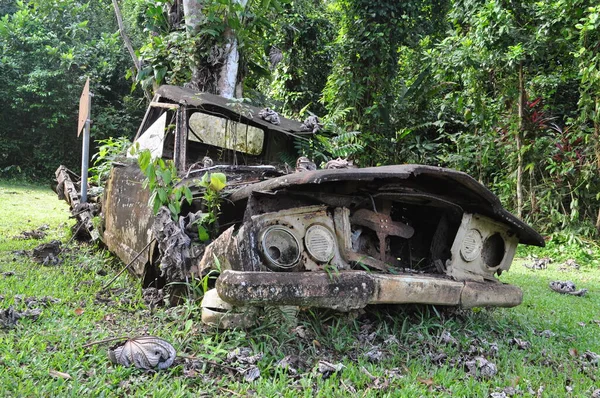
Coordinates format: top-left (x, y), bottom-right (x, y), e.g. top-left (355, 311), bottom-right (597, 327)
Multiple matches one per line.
top-left (56, 85), bottom-right (544, 323)
top-left (55, 165), bottom-right (99, 240)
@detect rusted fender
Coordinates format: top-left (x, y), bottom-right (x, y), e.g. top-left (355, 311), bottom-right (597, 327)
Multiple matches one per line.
top-left (216, 270), bottom-right (523, 311)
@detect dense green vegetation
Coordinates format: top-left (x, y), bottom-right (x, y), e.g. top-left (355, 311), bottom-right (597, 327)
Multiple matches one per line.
top-left (1, 182), bottom-right (600, 396)
top-left (1, 0), bottom-right (600, 238)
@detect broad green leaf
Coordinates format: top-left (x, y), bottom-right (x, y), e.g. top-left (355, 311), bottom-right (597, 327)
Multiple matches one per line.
top-left (152, 196), bottom-right (162, 215)
top-left (157, 187), bottom-right (167, 203)
top-left (168, 202), bottom-right (178, 219)
top-left (209, 173), bottom-right (227, 192)
top-left (197, 225), bottom-right (210, 242)
top-left (154, 66), bottom-right (167, 85)
top-left (199, 172), bottom-right (210, 188)
top-left (183, 186), bottom-right (193, 204)
top-left (161, 169), bottom-right (171, 185)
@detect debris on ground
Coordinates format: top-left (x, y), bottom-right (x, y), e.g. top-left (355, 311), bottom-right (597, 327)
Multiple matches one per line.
top-left (364, 348), bottom-right (385, 363)
top-left (48, 369), bottom-right (72, 380)
top-left (490, 386), bottom-right (523, 398)
top-left (538, 329), bottom-right (556, 338)
top-left (11, 250), bottom-right (29, 261)
top-left (14, 225), bottom-right (48, 240)
top-left (440, 330), bottom-right (458, 346)
top-left (226, 347), bottom-right (263, 365)
top-left (465, 356), bottom-right (497, 378)
top-left (509, 337), bottom-right (531, 350)
top-left (242, 366), bottom-right (261, 382)
top-left (31, 240), bottom-right (62, 266)
top-left (558, 259), bottom-right (581, 271)
top-left (582, 350), bottom-right (600, 365)
top-left (0, 306), bottom-right (42, 328)
top-left (549, 281), bottom-right (588, 296)
top-left (108, 336), bottom-right (176, 370)
top-left (361, 366), bottom-right (395, 390)
top-left (317, 360), bottom-right (345, 379)
top-left (14, 295), bottom-right (60, 308)
top-left (523, 257), bottom-right (552, 270)
top-left (2, 271), bottom-right (15, 277)
top-left (142, 287), bottom-right (164, 310)
top-left (276, 355), bottom-right (303, 375)
top-left (383, 335), bottom-right (400, 346)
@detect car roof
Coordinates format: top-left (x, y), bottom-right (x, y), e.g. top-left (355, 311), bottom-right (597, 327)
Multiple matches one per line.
top-left (155, 85), bottom-right (311, 137)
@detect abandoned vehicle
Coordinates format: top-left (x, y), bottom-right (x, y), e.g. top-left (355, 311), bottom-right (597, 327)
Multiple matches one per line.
top-left (56, 85), bottom-right (544, 327)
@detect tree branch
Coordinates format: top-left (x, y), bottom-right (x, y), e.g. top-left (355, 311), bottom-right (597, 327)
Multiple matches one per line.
top-left (111, 0), bottom-right (140, 73)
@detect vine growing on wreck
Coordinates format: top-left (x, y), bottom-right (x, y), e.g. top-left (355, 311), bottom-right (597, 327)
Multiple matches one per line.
top-left (89, 136), bottom-right (131, 187)
top-left (137, 149), bottom-right (192, 220)
top-left (193, 172), bottom-right (227, 241)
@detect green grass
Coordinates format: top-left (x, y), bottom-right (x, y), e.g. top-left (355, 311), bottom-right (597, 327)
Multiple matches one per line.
top-left (1, 181), bottom-right (599, 397)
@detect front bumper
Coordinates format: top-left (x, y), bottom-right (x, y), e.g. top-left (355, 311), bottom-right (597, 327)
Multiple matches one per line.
top-left (216, 270), bottom-right (522, 312)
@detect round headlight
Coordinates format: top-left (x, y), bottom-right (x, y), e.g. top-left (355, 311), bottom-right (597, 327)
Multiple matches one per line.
top-left (304, 224), bottom-right (336, 263)
top-left (482, 233), bottom-right (505, 268)
top-left (460, 228), bottom-right (483, 262)
top-left (260, 226), bottom-right (300, 270)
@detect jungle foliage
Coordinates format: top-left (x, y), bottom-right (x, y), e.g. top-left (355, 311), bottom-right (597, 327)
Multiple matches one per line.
top-left (2, 0), bottom-right (600, 238)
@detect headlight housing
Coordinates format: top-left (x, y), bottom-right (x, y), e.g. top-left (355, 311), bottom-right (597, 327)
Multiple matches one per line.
top-left (259, 226), bottom-right (300, 270)
top-left (304, 224), bottom-right (336, 263)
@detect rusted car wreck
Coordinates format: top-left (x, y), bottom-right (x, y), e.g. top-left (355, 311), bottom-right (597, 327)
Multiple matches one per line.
top-left (56, 85), bottom-right (544, 326)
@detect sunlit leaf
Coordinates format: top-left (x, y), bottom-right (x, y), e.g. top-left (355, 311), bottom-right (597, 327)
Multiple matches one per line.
top-left (209, 173), bottom-right (227, 192)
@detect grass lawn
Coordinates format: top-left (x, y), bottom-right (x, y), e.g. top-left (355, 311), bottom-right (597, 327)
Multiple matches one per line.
top-left (1, 180), bottom-right (599, 397)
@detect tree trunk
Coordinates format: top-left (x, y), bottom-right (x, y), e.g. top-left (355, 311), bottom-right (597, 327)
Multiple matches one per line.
top-left (516, 62), bottom-right (525, 219)
top-left (216, 0), bottom-right (248, 98)
top-left (217, 27), bottom-right (240, 99)
top-left (182, 0), bottom-right (204, 89)
top-left (182, 0), bottom-right (203, 32)
top-left (182, 0), bottom-right (246, 98)
top-left (594, 97), bottom-right (600, 234)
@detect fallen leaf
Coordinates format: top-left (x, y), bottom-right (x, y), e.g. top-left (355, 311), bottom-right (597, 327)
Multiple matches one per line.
top-left (568, 348), bottom-right (578, 357)
top-left (418, 377), bottom-right (434, 387)
top-left (509, 337), bottom-right (531, 350)
top-left (74, 308), bottom-right (84, 316)
top-left (317, 361), bottom-right (344, 379)
top-left (465, 357), bottom-right (498, 378)
top-left (365, 348), bottom-right (384, 363)
top-left (227, 347), bottom-right (263, 365)
top-left (313, 339), bottom-right (321, 348)
top-left (243, 366), bottom-right (261, 382)
top-left (49, 369), bottom-right (72, 380)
